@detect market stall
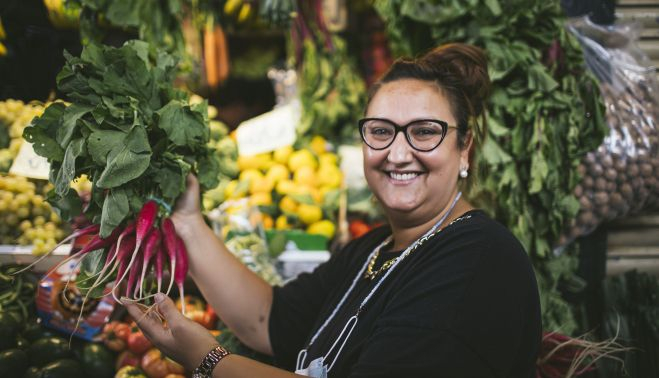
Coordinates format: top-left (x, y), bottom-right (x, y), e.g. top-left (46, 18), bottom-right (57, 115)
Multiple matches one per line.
top-left (0, 0), bottom-right (658, 377)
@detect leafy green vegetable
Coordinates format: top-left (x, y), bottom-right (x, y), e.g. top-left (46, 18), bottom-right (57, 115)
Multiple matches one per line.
top-left (24, 41), bottom-right (220, 237)
top-left (372, 0), bottom-right (608, 334)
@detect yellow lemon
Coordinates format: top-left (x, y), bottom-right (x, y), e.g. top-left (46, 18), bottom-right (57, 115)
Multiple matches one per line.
top-left (310, 135), bottom-right (327, 156)
top-left (250, 176), bottom-right (275, 194)
top-left (275, 215), bottom-right (291, 230)
top-left (276, 179), bottom-right (296, 195)
top-left (307, 220), bottom-right (336, 239)
top-left (265, 163), bottom-right (290, 183)
top-left (291, 184), bottom-right (313, 197)
top-left (262, 214), bottom-right (274, 229)
top-left (297, 203), bottom-right (323, 225)
top-left (311, 188), bottom-right (324, 204)
top-left (319, 152), bottom-right (339, 168)
top-left (273, 145), bottom-right (293, 165)
top-left (279, 195), bottom-right (298, 214)
top-left (224, 180), bottom-right (238, 198)
top-left (288, 149), bottom-right (317, 172)
top-left (249, 192), bottom-right (272, 206)
top-left (237, 153), bottom-right (270, 171)
top-left (293, 166), bottom-right (316, 187)
top-left (319, 166), bottom-right (343, 188)
top-left (239, 169), bottom-right (263, 183)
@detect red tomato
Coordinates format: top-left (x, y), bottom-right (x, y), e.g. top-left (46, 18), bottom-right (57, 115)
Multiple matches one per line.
top-left (128, 323), bottom-right (153, 355)
top-left (349, 220), bottom-right (371, 239)
top-left (141, 348), bottom-right (185, 378)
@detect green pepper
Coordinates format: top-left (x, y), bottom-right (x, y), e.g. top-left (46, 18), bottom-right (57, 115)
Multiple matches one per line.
top-left (28, 337), bottom-right (73, 367)
top-left (80, 343), bottom-right (114, 378)
top-left (0, 348), bottom-right (29, 377)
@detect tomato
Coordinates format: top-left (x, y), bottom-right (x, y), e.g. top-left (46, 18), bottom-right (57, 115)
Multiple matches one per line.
top-left (140, 348), bottom-right (184, 378)
top-left (103, 321), bottom-right (130, 352)
top-left (175, 295), bottom-right (205, 313)
top-left (349, 220), bottom-right (371, 239)
top-left (116, 350), bottom-right (141, 371)
top-left (127, 324), bottom-right (152, 355)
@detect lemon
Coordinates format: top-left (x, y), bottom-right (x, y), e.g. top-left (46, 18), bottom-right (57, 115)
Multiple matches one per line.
top-left (276, 179), bottom-right (296, 195)
top-left (279, 195), bottom-right (298, 214)
top-left (307, 220), bottom-right (336, 239)
top-left (224, 180), bottom-right (239, 198)
top-left (239, 168), bottom-right (263, 183)
top-left (273, 145), bottom-right (293, 165)
top-left (237, 153), bottom-right (271, 171)
top-left (250, 176), bottom-right (275, 194)
top-left (288, 149), bottom-right (317, 172)
top-left (319, 152), bottom-right (339, 167)
top-left (293, 166), bottom-right (317, 187)
top-left (311, 188), bottom-right (324, 204)
top-left (297, 203), bottom-right (323, 225)
top-left (265, 164), bottom-right (289, 183)
top-left (317, 165), bottom-right (343, 188)
top-left (262, 214), bottom-right (274, 229)
top-left (310, 135), bottom-right (327, 156)
top-left (290, 184), bottom-right (313, 197)
top-left (275, 215), bottom-right (291, 230)
top-left (250, 192), bottom-right (272, 206)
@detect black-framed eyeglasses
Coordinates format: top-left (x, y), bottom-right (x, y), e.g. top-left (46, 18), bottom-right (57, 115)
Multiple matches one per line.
top-left (358, 118), bottom-right (459, 152)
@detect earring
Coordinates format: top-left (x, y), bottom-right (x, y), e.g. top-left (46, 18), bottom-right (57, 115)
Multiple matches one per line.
top-left (459, 167), bottom-right (469, 178)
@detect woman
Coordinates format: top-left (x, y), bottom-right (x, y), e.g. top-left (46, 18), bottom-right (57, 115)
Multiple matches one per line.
top-left (125, 43), bottom-right (542, 378)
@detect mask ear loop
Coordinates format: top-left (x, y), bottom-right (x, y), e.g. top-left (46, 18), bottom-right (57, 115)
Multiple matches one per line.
top-left (324, 315), bottom-right (359, 372)
top-left (296, 349), bottom-right (308, 372)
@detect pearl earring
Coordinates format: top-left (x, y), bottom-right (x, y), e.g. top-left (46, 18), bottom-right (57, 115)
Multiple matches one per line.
top-left (459, 168), bottom-right (469, 178)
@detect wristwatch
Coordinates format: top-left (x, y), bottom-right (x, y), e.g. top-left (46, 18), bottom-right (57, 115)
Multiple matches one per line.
top-left (192, 345), bottom-right (231, 378)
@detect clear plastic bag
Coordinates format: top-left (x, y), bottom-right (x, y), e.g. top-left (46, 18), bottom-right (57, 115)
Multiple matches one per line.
top-left (562, 17), bottom-right (659, 243)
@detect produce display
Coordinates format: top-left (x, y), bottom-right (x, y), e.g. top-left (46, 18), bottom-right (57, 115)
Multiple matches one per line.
top-left (0, 99), bottom-right (46, 171)
top-left (211, 137), bottom-right (342, 240)
top-left (23, 40), bottom-right (220, 309)
top-left (561, 18), bottom-right (659, 244)
top-left (0, 175), bottom-right (67, 254)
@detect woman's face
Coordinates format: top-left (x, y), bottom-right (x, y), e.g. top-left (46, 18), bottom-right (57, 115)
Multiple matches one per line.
top-left (363, 79), bottom-right (470, 224)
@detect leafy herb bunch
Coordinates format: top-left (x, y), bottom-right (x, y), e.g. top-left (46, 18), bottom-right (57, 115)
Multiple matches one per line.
top-left (24, 40), bottom-right (220, 238)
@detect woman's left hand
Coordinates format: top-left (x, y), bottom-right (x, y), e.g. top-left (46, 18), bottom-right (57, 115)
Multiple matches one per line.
top-left (123, 293), bottom-right (220, 371)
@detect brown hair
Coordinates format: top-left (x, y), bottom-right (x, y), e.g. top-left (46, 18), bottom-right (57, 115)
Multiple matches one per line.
top-left (366, 43), bottom-right (491, 188)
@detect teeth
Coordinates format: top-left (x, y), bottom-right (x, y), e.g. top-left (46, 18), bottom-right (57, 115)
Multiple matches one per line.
top-left (389, 172), bottom-right (418, 181)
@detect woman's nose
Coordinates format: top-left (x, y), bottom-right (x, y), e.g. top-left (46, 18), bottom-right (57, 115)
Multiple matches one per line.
top-left (387, 131), bottom-right (414, 163)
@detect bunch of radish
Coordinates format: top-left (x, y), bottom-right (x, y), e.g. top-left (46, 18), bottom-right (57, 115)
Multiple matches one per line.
top-left (22, 200), bottom-right (189, 315)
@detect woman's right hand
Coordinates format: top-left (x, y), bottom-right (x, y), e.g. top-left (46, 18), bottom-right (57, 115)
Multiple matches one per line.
top-left (171, 174), bottom-right (206, 240)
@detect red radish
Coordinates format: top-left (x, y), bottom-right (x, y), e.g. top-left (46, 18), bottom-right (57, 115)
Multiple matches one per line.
top-left (161, 218), bottom-right (178, 296)
top-left (126, 247), bottom-right (143, 297)
top-left (110, 235), bottom-right (136, 302)
top-left (155, 244), bottom-right (165, 293)
top-left (137, 228), bottom-right (161, 299)
top-left (111, 201), bottom-right (159, 297)
top-left (174, 236), bottom-right (188, 315)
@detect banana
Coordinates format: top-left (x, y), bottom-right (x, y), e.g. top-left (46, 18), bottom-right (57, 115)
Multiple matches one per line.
top-left (237, 3), bottom-right (252, 23)
top-left (224, 0), bottom-right (242, 16)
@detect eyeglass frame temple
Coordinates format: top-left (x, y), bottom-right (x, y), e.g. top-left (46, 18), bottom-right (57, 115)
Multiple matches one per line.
top-left (358, 118), bottom-right (458, 151)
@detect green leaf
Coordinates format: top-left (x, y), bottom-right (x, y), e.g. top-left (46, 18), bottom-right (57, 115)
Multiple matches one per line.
top-left (22, 103), bottom-right (66, 162)
top-left (76, 248), bottom-right (108, 298)
top-left (484, 0), bottom-right (502, 16)
top-left (481, 137), bottom-right (512, 165)
top-left (100, 187), bottom-right (130, 238)
top-left (197, 149), bottom-right (221, 191)
top-left (87, 129), bottom-right (127, 166)
top-left (96, 126), bottom-right (152, 188)
top-left (55, 138), bottom-right (86, 197)
top-left (152, 161), bottom-right (187, 200)
top-left (156, 100), bottom-right (209, 147)
top-left (529, 152), bottom-right (549, 194)
top-left (57, 103), bottom-right (94, 148)
top-left (46, 188), bottom-right (83, 222)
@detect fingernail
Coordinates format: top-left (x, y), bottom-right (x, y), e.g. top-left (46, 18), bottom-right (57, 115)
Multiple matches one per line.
top-left (155, 293), bottom-right (166, 303)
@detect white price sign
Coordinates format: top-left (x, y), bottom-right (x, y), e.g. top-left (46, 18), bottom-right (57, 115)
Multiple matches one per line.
top-left (236, 102), bottom-right (299, 156)
top-left (9, 142), bottom-right (50, 180)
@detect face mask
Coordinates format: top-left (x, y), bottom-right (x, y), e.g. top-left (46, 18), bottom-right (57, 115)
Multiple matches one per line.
top-left (295, 356), bottom-right (328, 378)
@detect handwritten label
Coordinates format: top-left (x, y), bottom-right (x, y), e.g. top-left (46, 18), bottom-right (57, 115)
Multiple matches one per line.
top-left (9, 142), bottom-right (50, 180)
top-left (236, 102), bottom-right (299, 156)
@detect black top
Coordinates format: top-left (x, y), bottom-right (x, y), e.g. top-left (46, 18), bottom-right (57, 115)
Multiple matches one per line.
top-left (269, 210), bottom-right (541, 377)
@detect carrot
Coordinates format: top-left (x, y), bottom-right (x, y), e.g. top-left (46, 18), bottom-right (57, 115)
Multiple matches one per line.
top-left (204, 18), bottom-right (218, 88)
top-left (215, 24), bottom-right (230, 84)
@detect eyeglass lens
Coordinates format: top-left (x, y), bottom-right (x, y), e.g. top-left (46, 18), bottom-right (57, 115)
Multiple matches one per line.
top-left (361, 120), bottom-right (445, 151)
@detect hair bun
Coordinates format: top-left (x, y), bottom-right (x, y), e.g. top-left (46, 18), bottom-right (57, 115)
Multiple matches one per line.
top-left (421, 43), bottom-right (491, 117)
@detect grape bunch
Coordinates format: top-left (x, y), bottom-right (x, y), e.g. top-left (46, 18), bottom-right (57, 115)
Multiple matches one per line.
top-left (0, 174), bottom-right (67, 255)
top-left (0, 99), bottom-right (46, 172)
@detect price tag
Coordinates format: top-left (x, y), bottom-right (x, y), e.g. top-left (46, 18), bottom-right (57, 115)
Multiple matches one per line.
top-left (236, 102), bottom-right (299, 156)
top-left (9, 142), bottom-right (50, 180)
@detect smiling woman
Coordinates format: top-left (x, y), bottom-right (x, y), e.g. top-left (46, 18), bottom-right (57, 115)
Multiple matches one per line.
top-left (126, 43), bottom-right (541, 378)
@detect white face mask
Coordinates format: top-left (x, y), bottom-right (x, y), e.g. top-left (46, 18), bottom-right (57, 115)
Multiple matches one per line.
top-left (295, 356), bottom-right (328, 378)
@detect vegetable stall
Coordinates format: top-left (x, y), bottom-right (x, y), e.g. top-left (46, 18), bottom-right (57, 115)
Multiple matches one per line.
top-left (1, 0), bottom-right (658, 377)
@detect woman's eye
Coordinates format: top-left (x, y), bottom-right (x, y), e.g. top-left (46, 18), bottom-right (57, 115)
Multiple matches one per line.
top-left (413, 127), bottom-right (439, 136)
top-left (371, 127), bottom-right (392, 135)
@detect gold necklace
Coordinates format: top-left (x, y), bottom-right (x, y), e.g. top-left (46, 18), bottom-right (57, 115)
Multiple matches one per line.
top-left (363, 248), bottom-right (398, 280)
